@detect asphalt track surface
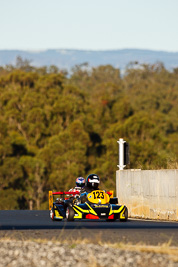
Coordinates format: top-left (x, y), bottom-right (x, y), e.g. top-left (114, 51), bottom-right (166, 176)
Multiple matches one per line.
top-left (0, 210), bottom-right (178, 246)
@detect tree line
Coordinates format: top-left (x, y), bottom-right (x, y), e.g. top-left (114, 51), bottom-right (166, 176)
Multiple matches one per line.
top-left (0, 58), bottom-right (177, 209)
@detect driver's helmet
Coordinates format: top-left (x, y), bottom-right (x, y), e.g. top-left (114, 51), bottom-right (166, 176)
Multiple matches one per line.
top-left (86, 174), bottom-right (100, 189)
top-left (76, 177), bottom-right (85, 188)
top-left (55, 198), bottom-right (62, 203)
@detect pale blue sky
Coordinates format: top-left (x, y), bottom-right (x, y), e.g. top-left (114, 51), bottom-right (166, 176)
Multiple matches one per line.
top-left (0, 0), bottom-right (178, 51)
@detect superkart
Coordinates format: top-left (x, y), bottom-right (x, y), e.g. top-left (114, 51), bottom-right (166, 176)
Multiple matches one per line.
top-left (49, 190), bottom-right (128, 221)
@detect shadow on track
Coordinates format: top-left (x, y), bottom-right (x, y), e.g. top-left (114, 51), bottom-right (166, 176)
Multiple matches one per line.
top-left (0, 210), bottom-right (178, 231)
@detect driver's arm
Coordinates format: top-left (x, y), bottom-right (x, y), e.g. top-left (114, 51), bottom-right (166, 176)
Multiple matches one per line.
top-left (80, 192), bottom-right (88, 203)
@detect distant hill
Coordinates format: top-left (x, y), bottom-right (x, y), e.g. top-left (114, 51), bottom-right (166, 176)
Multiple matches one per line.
top-left (0, 49), bottom-right (178, 72)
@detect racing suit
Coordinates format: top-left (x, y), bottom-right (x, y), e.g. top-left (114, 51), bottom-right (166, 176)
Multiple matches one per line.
top-left (80, 186), bottom-right (99, 194)
top-left (69, 186), bottom-right (82, 193)
top-left (68, 186), bottom-right (84, 204)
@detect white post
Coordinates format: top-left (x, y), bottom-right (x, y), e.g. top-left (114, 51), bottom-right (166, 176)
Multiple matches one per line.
top-left (117, 138), bottom-right (126, 170)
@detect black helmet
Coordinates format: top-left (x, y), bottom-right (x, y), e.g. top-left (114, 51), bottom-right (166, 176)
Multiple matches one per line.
top-left (86, 174), bottom-right (100, 189)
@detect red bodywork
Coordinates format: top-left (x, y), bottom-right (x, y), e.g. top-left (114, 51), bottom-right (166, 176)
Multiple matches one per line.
top-left (52, 191), bottom-right (112, 195)
top-left (85, 214), bottom-right (99, 219)
top-left (52, 191), bottom-right (112, 201)
top-left (52, 191), bottom-right (80, 195)
top-left (107, 214), bottom-right (114, 219)
top-left (52, 191), bottom-right (80, 200)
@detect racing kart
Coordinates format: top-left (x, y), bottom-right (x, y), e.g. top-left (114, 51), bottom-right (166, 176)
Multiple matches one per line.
top-left (49, 190), bottom-right (128, 221)
top-left (49, 190), bottom-right (80, 221)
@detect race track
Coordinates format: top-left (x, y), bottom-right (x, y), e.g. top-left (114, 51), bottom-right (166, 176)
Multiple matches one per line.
top-left (0, 210), bottom-right (178, 245)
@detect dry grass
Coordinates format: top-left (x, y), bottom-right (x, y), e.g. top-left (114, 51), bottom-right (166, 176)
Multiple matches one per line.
top-left (111, 241), bottom-right (178, 262)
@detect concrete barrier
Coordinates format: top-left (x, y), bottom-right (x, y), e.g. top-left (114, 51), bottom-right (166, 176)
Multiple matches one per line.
top-left (116, 169), bottom-right (178, 221)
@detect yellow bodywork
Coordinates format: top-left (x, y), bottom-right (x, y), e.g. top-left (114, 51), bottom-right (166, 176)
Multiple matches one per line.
top-left (109, 190), bottom-right (114, 198)
top-left (109, 205), bottom-right (124, 215)
top-left (120, 207), bottom-right (127, 219)
top-left (73, 202), bottom-right (98, 219)
top-left (55, 210), bottom-right (63, 219)
top-left (49, 191), bottom-right (53, 210)
top-left (87, 190), bottom-right (110, 204)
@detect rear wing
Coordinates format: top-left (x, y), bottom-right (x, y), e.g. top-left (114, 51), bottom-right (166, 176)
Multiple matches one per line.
top-left (49, 190), bottom-right (114, 210)
top-left (49, 191), bottom-right (80, 210)
top-left (107, 191), bottom-right (114, 197)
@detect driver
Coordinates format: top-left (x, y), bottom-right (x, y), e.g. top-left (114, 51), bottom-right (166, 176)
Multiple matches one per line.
top-left (80, 174), bottom-right (100, 203)
top-left (69, 177), bottom-right (85, 193)
top-left (67, 177), bottom-right (85, 204)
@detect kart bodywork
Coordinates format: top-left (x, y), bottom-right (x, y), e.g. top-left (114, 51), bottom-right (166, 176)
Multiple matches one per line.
top-left (49, 190), bottom-right (128, 221)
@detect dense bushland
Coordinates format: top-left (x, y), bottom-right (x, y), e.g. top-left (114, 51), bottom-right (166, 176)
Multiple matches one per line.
top-left (0, 59), bottom-right (177, 209)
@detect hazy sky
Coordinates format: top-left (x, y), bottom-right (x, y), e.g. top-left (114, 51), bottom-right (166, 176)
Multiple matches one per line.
top-left (0, 0), bottom-right (178, 51)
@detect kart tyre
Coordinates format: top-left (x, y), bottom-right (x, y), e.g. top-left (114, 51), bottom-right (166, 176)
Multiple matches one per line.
top-left (120, 207), bottom-right (128, 222)
top-left (50, 208), bottom-right (55, 221)
top-left (66, 206), bottom-right (75, 221)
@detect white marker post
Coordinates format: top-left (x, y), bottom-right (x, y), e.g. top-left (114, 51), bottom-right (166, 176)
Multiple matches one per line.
top-left (117, 138), bottom-right (126, 170)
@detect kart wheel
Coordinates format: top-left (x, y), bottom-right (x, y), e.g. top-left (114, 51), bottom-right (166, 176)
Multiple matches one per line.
top-left (120, 207), bottom-right (128, 222)
top-left (66, 206), bottom-right (75, 221)
top-left (50, 208), bottom-right (55, 221)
